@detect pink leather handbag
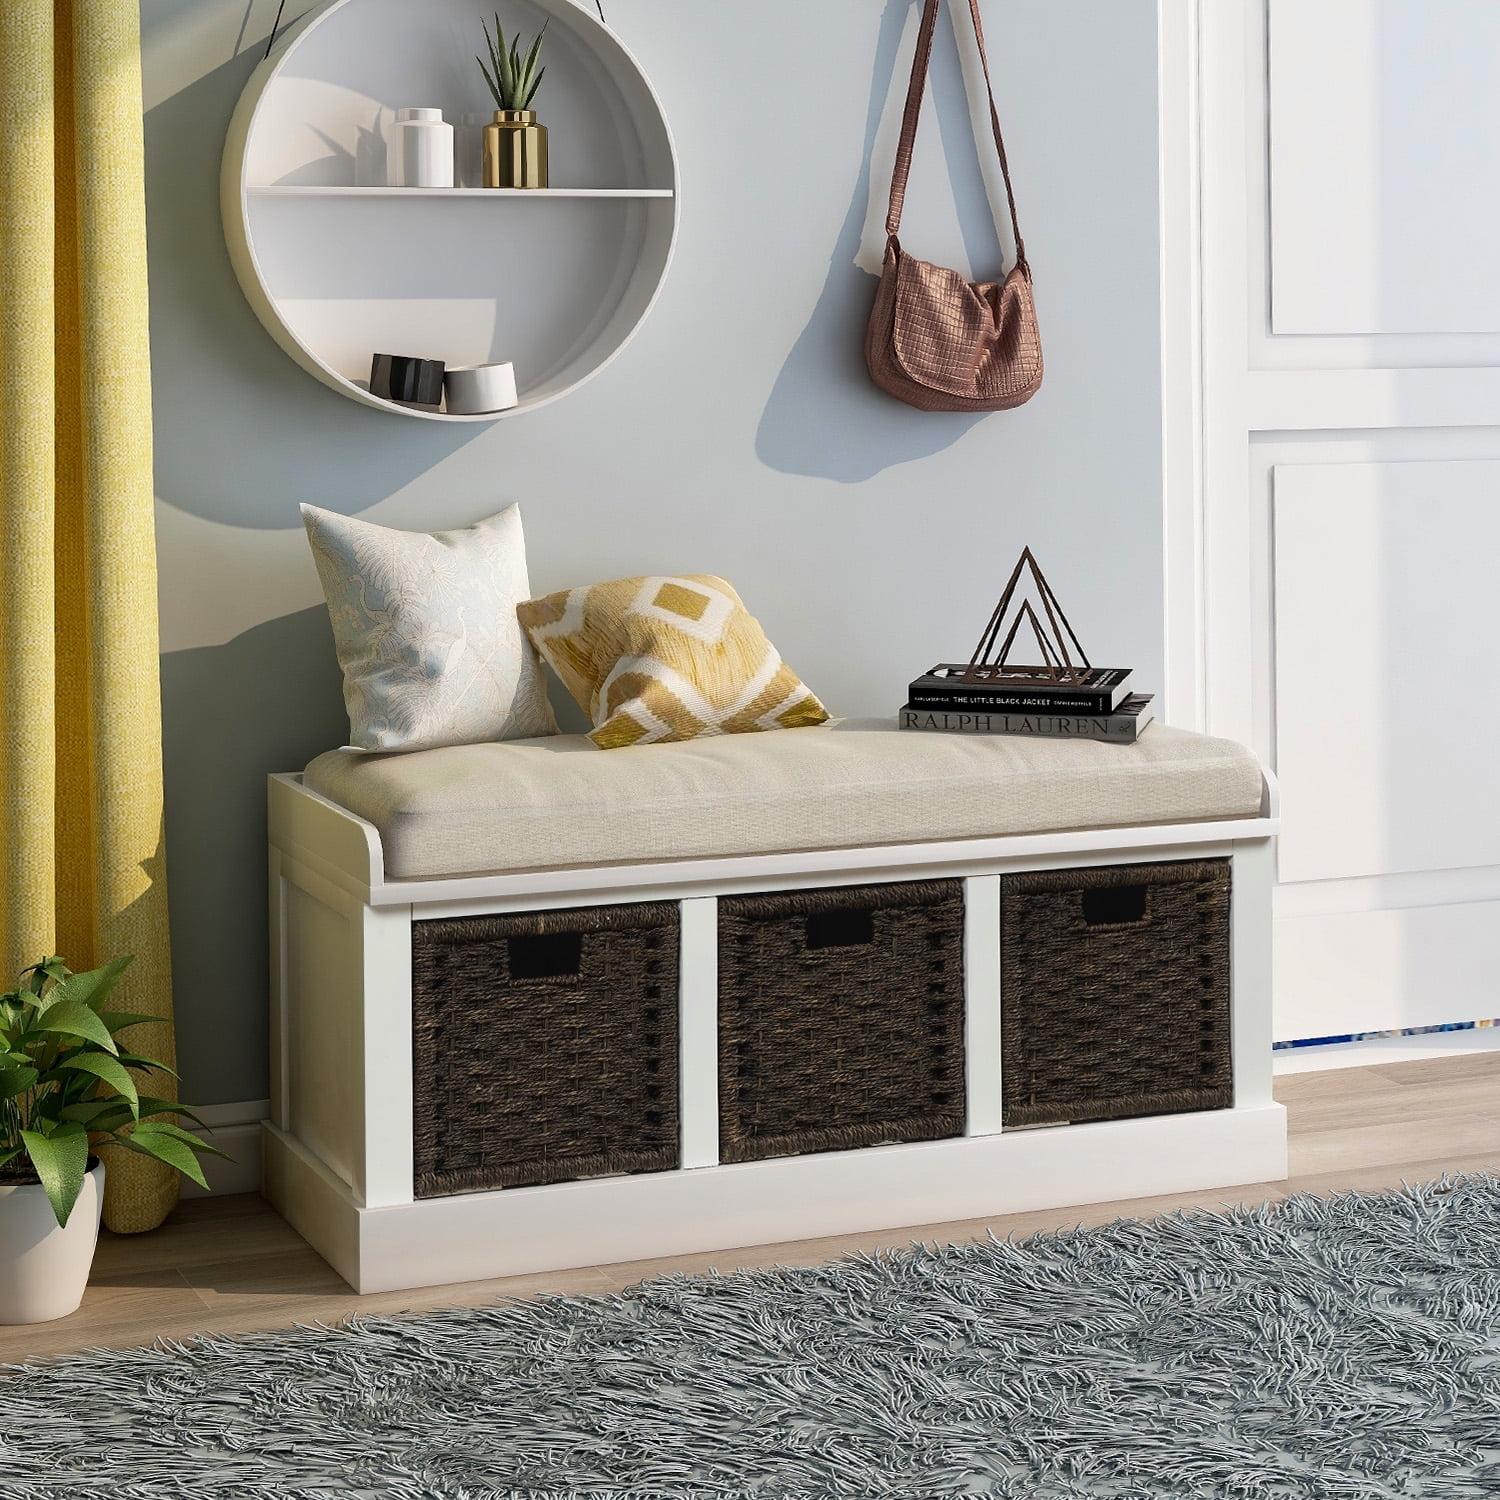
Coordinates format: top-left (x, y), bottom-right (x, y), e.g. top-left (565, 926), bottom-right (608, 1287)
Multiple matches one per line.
top-left (865, 0), bottom-right (1042, 412)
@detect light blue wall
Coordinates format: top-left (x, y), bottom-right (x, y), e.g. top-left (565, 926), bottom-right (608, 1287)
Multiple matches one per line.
top-left (141, 0), bottom-right (1164, 1105)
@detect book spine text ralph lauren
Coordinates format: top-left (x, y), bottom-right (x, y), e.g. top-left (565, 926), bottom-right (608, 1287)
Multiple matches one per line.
top-left (899, 706), bottom-right (1144, 744)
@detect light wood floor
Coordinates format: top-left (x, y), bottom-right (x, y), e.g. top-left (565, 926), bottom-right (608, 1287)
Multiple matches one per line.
top-left (6, 1052), bottom-right (1498, 1364)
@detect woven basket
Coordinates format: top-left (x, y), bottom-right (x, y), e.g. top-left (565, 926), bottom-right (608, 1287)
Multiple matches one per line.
top-left (717, 880), bottom-right (966, 1164)
top-left (411, 903), bottom-right (679, 1195)
top-left (1000, 859), bottom-right (1232, 1126)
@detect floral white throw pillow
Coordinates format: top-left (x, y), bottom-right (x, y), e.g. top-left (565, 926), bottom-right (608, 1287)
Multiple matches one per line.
top-left (301, 502), bottom-right (556, 752)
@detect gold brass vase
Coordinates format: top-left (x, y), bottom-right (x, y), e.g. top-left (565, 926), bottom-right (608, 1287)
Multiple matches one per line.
top-left (482, 109), bottom-right (548, 188)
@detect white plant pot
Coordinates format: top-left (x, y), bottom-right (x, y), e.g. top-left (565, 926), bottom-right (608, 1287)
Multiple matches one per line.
top-left (0, 1160), bottom-right (104, 1324)
top-left (444, 361), bottom-right (519, 414)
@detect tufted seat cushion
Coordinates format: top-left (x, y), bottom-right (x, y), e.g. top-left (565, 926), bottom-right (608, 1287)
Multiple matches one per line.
top-left (302, 718), bottom-right (1265, 880)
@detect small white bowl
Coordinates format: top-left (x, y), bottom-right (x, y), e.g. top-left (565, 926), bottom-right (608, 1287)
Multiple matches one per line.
top-left (444, 361), bottom-right (518, 415)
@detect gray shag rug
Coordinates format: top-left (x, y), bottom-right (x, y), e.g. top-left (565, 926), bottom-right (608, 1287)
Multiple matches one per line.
top-left (3, 1177), bottom-right (1498, 1499)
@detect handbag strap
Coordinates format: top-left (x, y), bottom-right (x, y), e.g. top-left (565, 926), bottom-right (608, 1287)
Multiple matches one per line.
top-left (885, 0), bottom-right (1028, 272)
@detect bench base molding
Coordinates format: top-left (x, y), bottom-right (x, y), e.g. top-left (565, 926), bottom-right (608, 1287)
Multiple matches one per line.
top-left (264, 1104), bottom-right (1288, 1295)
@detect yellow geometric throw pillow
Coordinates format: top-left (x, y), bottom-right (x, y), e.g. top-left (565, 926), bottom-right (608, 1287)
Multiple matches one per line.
top-left (517, 575), bottom-right (829, 749)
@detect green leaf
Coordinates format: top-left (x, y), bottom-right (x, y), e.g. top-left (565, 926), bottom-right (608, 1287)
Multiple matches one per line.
top-left (40, 955), bottom-right (133, 1016)
top-left (136, 1096), bottom-right (214, 1132)
top-left (522, 64), bottom-right (545, 109)
top-left (117, 1127), bottom-right (208, 1190)
top-left (58, 1053), bottom-right (139, 1116)
top-left (477, 53), bottom-right (502, 106)
top-left (60, 1097), bottom-right (132, 1127)
top-left (134, 1119), bottom-right (229, 1161)
top-left (495, 15), bottom-right (516, 101)
top-left (23, 1093), bottom-right (67, 1131)
top-left (93, 1010), bottom-right (159, 1035)
top-left (520, 20), bottom-right (547, 96)
top-left (33, 1001), bottom-right (118, 1054)
top-left (22, 956), bottom-right (68, 999)
top-left (114, 1051), bottom-right (178, 1078)
top-left (0, 1065), bottom-right (39, 1100)
top-left (20, 1124), bottom-right (89, 1227)
top-left (0, 1145), bottom-right (19, 1170)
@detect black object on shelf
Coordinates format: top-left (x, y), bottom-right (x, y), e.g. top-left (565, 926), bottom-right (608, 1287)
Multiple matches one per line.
top-left (370, 353), bottom-right (445, 407)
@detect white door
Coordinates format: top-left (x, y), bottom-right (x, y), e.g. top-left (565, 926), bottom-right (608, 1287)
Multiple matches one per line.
top-left (1164, 0), bottom-right (1500, 1043)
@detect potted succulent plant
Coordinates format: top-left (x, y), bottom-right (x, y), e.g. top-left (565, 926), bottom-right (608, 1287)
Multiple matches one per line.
top-left (478, 14), bottom-right (549, 188)
top-left (0, 955), bottom-right (222, 1324)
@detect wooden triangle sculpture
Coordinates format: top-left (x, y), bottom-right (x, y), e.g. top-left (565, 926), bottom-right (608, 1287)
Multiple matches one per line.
top-left (961, 547), bottom-right (1092, 685)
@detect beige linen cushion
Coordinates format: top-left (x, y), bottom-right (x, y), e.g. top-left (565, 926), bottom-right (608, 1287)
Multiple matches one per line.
top-left (303, 718), bottom-right (1265, 880)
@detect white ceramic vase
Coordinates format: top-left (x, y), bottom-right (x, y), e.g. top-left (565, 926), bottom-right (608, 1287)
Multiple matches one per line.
top-left (389, 108), bottom-right (454, 189)
top-left (0, 1160), bottom-right (104, 1324)
top-left (444, 361), bottom-right (519, 414)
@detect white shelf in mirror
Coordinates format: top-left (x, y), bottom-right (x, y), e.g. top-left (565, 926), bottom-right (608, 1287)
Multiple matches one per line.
top-left (222, 0), bottom-right (679, 422)
top-left (247, 186), bottom-right (675, 199)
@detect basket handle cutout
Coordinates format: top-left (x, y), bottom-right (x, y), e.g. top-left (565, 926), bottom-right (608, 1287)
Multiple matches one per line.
top-left (508, 931), bottom-right (585, 979)
top-left (805, 909), bottom-right (876, 949)
top-left (1081, 885), bottom-right (1149, 928)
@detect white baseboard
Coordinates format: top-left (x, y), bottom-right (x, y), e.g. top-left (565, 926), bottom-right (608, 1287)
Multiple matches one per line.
top-left (180, 1098), bottom-right (269, 1198)
top-left (1273, 1029), bottom-right (1500, 1076)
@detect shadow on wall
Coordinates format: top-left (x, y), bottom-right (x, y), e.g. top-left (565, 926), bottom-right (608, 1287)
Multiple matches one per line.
top-left (160, 606), bottom-right (347, 1104)
top-left (143, 43), bottom-right (486, 528)
top-left (755, 0), bottom-right (1016, 484)
top-left (142, 29), bottom-right (486, 1102)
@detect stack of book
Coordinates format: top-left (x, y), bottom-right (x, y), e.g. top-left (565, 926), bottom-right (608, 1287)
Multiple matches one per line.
top-left (900, 664), bottom-right (1154, 744)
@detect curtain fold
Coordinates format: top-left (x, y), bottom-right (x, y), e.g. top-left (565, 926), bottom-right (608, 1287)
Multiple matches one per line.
top-left (1, 0), bottom-right (177, 1233)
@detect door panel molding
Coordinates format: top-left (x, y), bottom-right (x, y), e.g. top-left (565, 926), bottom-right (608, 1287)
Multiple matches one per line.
top-left (1161, 0), bottom-right (1500, 1039)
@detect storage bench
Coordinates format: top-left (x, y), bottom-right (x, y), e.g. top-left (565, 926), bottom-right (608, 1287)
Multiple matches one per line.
top-left (267, 718), bottom-right (1284, 1293)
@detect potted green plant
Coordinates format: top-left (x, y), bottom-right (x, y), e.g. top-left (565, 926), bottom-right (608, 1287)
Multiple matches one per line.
top-left (478, 14), bottom-right (549, 188)
top-left (0, 955), bottom-right (222, 1325)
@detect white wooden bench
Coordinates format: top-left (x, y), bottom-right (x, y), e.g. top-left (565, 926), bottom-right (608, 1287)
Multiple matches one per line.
top-left (266, 718), bottom-right (1284, 1293)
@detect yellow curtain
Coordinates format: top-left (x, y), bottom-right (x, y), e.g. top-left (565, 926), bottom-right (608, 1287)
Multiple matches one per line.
top-left (0, 0), bottom-right (177, 1233)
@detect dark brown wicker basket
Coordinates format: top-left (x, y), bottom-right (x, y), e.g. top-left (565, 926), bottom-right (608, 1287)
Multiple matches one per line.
top-left (411, 902), bottom-right (679, 1195)
top-left (1000, 859), bottom-right (1232, 1126)
top-left (717, 880), bottom-right (966, 1163)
